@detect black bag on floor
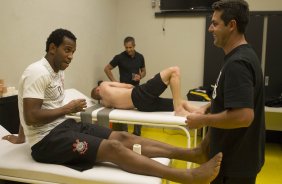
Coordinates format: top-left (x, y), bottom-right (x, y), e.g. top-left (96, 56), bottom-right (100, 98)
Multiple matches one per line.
top-left (265, 95), bottom-right (282, 107)
top-left (187, 86), bottom-right (212, 102)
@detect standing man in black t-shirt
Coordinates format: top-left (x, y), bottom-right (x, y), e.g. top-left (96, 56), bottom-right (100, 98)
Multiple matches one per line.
top-left (186, 0), bottom-right (265, 184)
top-left (104, 36), bottom-right (146, 136)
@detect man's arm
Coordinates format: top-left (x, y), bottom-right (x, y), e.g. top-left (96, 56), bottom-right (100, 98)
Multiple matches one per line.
top-left (187, 107), bottom-right (254, 129)
top-left (104, 64), bottom-right (117, 82)
top-left (23, 98), bottom-right (87, 126)
top-left (134, 67), bottom-right (146, 82)
top-left (140, 67), bottom-right (146, 79)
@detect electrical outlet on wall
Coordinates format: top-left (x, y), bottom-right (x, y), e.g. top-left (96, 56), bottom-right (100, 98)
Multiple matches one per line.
top-left (152, 0), bottom-right (156, 8)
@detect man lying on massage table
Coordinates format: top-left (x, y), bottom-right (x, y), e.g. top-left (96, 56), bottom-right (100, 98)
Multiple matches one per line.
top-left (91, 66), bottom-right (208, 117)
top-left (2, 28), bottom-right (222, 184)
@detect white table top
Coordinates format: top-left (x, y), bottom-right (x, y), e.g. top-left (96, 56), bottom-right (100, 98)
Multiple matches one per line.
top-left (265, 106), bottom-right (282, 113)
top-left (189, 100), bottom-right (282, 113)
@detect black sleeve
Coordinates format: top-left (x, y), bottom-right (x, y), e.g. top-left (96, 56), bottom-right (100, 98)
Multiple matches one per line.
top-left (109, 55), bottom-right (119, 68)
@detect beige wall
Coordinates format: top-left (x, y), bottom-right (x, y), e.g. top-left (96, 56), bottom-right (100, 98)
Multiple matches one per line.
top-left (0, 0), bottom-right (282, 98)
top-left (0, 0), bottom-right (118, 95)
top-left (248, 0), bottom-right (282, 11)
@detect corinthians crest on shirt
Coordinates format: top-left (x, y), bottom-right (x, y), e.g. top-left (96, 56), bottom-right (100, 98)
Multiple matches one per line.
top-left (73, 139), bottom-right (88, 155)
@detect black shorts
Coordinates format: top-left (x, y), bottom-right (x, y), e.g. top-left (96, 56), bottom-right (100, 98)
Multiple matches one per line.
top-left (31, 119), bottom-right (112, 171)
top-left (131, 73), bottom-right (173, 112)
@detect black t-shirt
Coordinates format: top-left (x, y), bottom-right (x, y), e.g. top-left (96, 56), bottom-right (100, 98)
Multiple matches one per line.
top-left (109, 51), bottom-right (145, 86)
top-left (210, 44), bottom-right (265, 177)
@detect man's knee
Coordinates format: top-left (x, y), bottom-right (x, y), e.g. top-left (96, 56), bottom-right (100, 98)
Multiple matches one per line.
top-left (168, 66), bottom-right (180, 77)
top-left (101, 140), bottom-right (124, 155)
top-left (108, 140), bottom-right (124, 151)
top-left (97, 139), bottom-right (125, 162)
top-left (160, 66), bottom-right (180, 85)
top-left (111, 131), bottom-right (133, 142)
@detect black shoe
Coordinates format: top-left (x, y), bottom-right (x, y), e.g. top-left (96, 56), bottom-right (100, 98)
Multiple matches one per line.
top-left (133, 131), bottom-right (141, 136)
top-left (133, 125), bottom-right (141, 136)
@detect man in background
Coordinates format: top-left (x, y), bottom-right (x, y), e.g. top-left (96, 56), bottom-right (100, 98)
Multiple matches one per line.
top-left (104, 36), bottom-right (146, 136)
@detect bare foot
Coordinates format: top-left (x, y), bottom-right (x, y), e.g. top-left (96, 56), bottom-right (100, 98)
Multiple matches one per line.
top-left (174, 107), bottom-right (190, 117)
top-left (175, 100), bottom-right (201, 117)
top-left (183, 100), bottom-right (201, 113)
top-left (188, 152), bottom-right (222, 184)
top-left (185, 147), bottom-right (209, 164)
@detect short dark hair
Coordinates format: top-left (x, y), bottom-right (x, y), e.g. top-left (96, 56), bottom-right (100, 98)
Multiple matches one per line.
top-left (124, 36), bottom-right (135, 45)
top-left (45, 28), bottom-right (77, 52)
top-left (91, 86), bottom-right (101, 100)
top-left (97, 80), bottom-right (103, 86)
top-left (212, 0), bottom-right (249, 34)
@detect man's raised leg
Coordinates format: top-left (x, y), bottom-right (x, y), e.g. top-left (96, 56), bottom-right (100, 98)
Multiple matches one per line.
top-left (160, 66), bottom-right (190, 116)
